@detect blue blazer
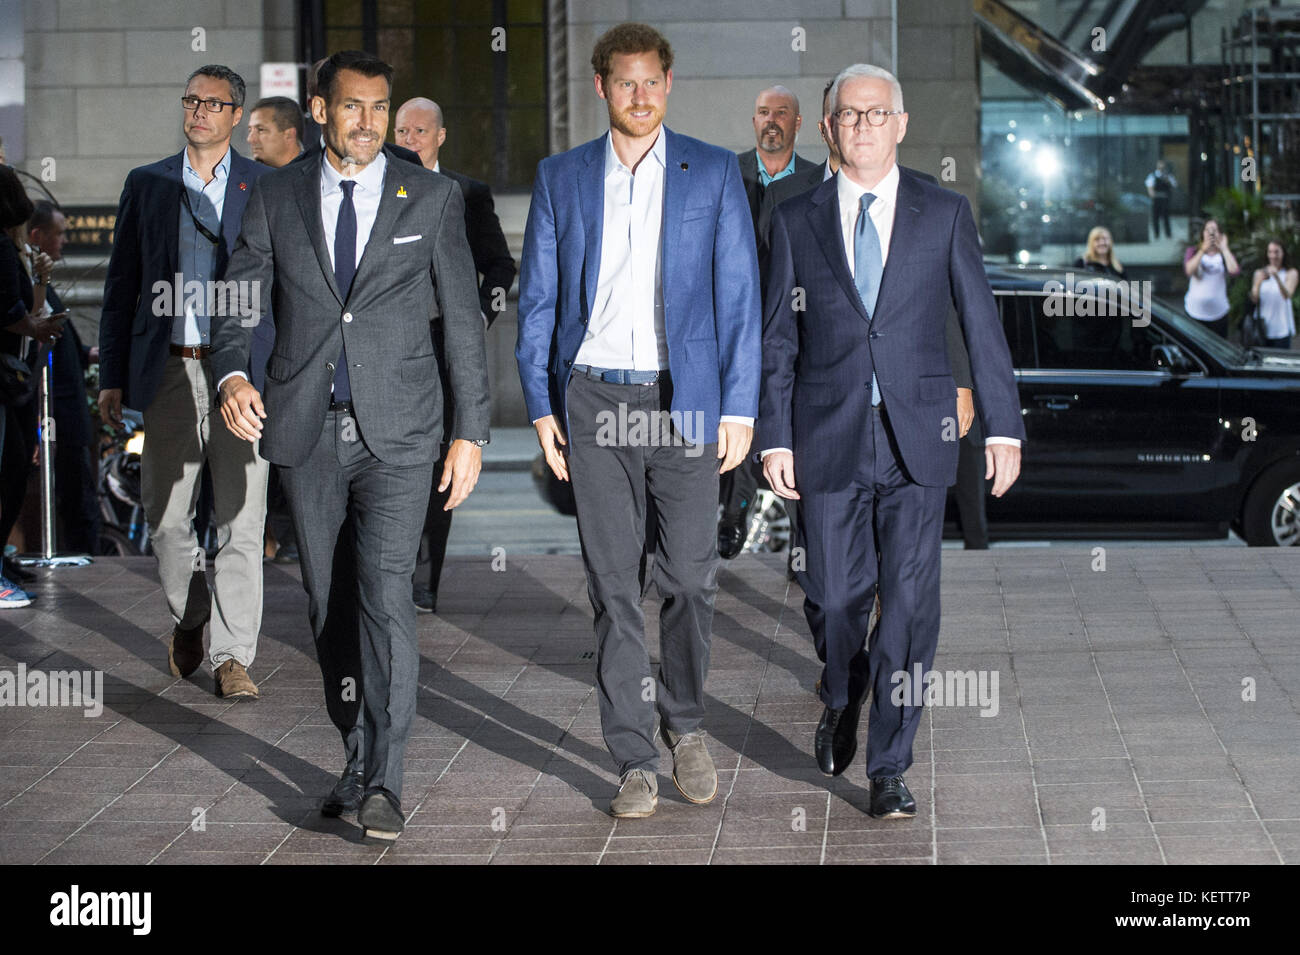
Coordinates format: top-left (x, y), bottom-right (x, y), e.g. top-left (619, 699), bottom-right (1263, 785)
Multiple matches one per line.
top-left (758, 167), bottom-right (1025, 490)
top-left (516, 128), bottom-right (761, 445)
top-left (99, 146), bottom-right (272, 412)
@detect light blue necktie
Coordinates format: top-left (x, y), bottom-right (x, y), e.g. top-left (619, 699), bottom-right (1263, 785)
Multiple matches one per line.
top-left (855, 192), bottom-right (883, 407)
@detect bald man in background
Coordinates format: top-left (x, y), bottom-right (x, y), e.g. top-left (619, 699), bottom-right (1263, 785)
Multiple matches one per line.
top-left (395, 96), bottom-right (516, 614)
top-left (722, 85), bottom-right (817, 560)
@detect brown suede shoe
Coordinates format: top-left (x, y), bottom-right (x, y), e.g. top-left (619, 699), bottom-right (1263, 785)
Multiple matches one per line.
top-left (168, 623), bottom-right (205, 678)
top-left (214, 660), bottom-right (259, 700)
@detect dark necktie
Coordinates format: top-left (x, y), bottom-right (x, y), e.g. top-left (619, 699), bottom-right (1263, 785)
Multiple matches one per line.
top-left (854, 192), bottom-right (883, 407)
top-left (333, 179), bottom-right (356, 402)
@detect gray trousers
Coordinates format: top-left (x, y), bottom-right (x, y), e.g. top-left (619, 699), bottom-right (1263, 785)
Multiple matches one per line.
top-left (140, 355), bottom-right (268, 667)
top-left (565, 372), bottom-right (720, 777)
top-left (278, 408), bottom-right (433, 802)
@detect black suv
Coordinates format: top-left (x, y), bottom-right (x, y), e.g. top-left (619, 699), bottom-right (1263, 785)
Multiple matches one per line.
top-left (971, 266), bottom-right (1300, 546)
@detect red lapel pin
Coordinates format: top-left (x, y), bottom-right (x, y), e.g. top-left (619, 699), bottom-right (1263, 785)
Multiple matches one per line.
top-left (239, 182), bottom-right (247, 190)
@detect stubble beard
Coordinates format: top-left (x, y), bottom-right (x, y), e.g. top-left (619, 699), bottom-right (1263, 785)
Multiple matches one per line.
top-left (609, 101), bottom-right (663, 139)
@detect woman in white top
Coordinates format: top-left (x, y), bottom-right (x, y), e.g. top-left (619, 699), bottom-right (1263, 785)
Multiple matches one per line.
top-left (1183, 218), bottom-right (1240, 338)
top-left (1249, 240), bottom-right (1298, 349)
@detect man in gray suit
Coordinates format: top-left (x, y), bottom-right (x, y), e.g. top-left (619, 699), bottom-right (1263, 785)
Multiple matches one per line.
top-left (212, 50), bottom-right (490, 841)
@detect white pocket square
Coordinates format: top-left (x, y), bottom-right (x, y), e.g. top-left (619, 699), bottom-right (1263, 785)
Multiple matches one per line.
top-left (392, 234), bottom-right (422, 245)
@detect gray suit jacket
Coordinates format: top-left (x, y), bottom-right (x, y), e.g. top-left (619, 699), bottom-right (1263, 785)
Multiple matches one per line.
top-left (211, 144), bottom-right (489, 468)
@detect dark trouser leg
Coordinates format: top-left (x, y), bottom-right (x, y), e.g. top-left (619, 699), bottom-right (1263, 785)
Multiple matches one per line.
top-left (865, 409), bottom-right (946, 779)
top-left (55, 440), bottom-right (101, 554)
top-left (1204, 316), bottom-right (1230, 339)
top-left (566, 373), bottom-right (658, 777)
top-left (799, 481), bottom-right (878, 711)
top-left (798, 402), bottom-right (877, 709)
top-left (645, 399), bottom-right (719, 737)
top-left (279, 413), bottom-right (363, 772)
top-left (413, 442), bottom-right (452, 601)
top-left (719, 456), bottom-right (758, 519)
top-left (348, 451), bottom-right (433, 802)
top-left (954, 430), bottom-right (988, 549)
top-left (0, 405), bottom-right (35, 547)
top-left (266, 466), bottom-right (296, 551)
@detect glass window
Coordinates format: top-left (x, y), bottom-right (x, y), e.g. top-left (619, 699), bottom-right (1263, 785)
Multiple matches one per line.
top-left (1021, 293), bottom-right (1167, 370)
top-left (995, 292), bottom-right (1034, 368)
top-left (320, 0), bottom-right (547, 190)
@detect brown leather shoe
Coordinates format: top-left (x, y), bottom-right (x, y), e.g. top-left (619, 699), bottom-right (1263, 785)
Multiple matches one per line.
top-left (168, 623), bottom-right (205, 678)
top-left (214, 660), bottom-right (259, 699)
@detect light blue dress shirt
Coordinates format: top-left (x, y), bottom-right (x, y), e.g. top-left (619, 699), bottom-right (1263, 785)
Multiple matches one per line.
top-left (175, 147), bottom-right (229, 346)
top-left (757, 151), bottom-right (797, 187)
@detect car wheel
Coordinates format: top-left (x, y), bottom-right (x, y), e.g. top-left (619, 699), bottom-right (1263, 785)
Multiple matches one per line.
top-left (1240, 460), bottom-right (1300, 546)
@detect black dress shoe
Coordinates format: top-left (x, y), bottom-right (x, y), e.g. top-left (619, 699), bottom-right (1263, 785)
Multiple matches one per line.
top-left (814, 706), bottom-right (844, 776)
top-left (320, 770), bottom-right (364, 817)
top-left (869, 775), bottom-right (917, 818)
top-left (717, 515), bottom-right (747, 559)
top-left (413, 589), bottom-right (437, 614)
top-left (831, 666), bottom-right (869, 777)
top-left (359, 790), bottom-right (405, 841)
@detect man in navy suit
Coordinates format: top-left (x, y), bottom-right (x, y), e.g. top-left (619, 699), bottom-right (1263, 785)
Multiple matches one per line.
top-left (759, 64), bottom-right (1024, 818)
top-left (98, 65), bottom-right (272, 699)
top-left (517, 23), bottom-right (760, 818)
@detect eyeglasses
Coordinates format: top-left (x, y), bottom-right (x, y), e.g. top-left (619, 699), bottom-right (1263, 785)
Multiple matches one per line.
top-left (832, 107), bottom-right (903, 128)
top-left (181, 96), bottom-right (238, 114)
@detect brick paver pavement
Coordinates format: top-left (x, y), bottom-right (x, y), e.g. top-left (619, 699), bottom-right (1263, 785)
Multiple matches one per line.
top-left (1, 548), bottom-right (1296, 864)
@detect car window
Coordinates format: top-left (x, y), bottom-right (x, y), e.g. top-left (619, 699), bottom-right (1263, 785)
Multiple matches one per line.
top-left (1021, 293), bottom-right (1166, 371)
top-left (995, 293), bottom-right (1033, 369)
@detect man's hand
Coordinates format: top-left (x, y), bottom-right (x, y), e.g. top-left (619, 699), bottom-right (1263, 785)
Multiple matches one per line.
top-left (32, 251), bottom-right (54, 284)
top-left (218, 376), bottom-right (266, 442)
top-left (717, 421), bottom-right (753, 474)
top-left (534, 414), bottom-right (568, 482)
top-left (98, 388), bottom-right (123, 427)
top-left (985, 443), bottom-right (1021, 498)
top-left (956, 387), bottom-right (974, 439)
top-left (762, 450), bottom-right (800, 500)
top-left (439, 439), bottom-right (482, 510)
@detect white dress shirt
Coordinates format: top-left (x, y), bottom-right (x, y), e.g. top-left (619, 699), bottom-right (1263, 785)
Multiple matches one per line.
top-left (219, 151), bottom-right (388, 390)
top-left (548, 129), bottom-right (752, 428)
top-left (576, 130), bottom-right (668, 372)
top-left (320, 149), bottom-right (387, 275)
top-left (763, 163), bottom-right (1019, 454)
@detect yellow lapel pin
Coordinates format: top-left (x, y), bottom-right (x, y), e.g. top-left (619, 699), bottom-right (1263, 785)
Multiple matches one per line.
top-left (396, 186), bottom-right (408, 198)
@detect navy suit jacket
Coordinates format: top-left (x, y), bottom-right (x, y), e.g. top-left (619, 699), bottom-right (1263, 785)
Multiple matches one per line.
top-left (99, 146), bottom-right (272, 412)
top-left (516, 128), bottom-right (761, 445)
top-left (758, 167), bottom-right (1024, 490)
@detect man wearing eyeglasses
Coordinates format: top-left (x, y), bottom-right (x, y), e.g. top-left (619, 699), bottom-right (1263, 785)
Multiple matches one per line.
top-left (98, 65), bottom-right (272, 701)
top-left (758, 64), bottom-right (1024, 819)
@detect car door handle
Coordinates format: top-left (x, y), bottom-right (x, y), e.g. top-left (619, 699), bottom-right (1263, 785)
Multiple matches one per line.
top-left (1034, 394), bottom-right (1078, 411)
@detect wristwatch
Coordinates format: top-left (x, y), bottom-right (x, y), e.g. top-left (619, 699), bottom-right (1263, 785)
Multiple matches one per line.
top-left (470, 438), bottom-right (489, 447)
